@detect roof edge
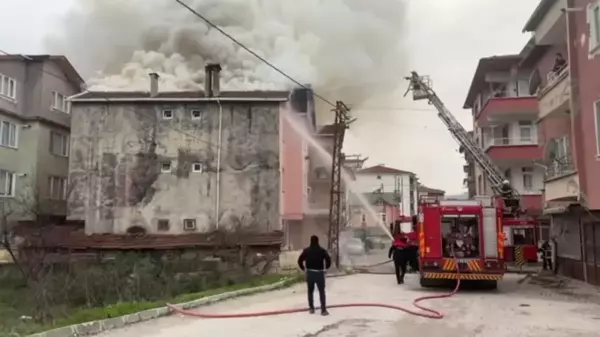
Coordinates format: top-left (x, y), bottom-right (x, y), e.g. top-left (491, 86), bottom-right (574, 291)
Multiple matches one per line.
top-left (523, 0), bottom-right (556, 32)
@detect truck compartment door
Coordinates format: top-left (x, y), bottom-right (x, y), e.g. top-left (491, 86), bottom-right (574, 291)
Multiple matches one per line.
top-left (482, 207), bottom-right (498, 258)
top-left (423, 206), bottom-right (442, 257)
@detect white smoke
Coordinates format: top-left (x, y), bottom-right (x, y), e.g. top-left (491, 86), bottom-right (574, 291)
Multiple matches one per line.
top-left (44, 0), bottom-right (409, 105)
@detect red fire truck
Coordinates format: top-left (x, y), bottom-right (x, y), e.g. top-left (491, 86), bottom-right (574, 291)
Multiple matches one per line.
top-left (404, 72), bottom-right (537, 289)
top-left (417, 196), bottom-right (505, 289)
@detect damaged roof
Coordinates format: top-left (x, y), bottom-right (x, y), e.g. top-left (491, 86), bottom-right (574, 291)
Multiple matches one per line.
top-left (463, 54), bottom-right (522, 109)
top-left (70, 90), bottom-right (291, 101)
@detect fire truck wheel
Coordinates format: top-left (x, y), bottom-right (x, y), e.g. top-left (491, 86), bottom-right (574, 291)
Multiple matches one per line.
top-left (479, 280), bottom-right (498, 290)
top-left (419, 277), bottom-right (436, 288)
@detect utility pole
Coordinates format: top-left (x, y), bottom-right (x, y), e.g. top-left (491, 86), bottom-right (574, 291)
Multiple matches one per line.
top-left (328, 101), bottom-right (351, 269)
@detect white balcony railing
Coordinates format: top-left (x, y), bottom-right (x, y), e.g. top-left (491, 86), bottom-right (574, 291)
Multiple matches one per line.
top-left (539, 65), bottom-right (569, 97)
top-left (483, 137), bottom-right (538, 150)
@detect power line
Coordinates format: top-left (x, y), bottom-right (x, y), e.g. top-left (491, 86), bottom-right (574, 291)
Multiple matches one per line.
top-left (173, 0), bottom-right (337, 108)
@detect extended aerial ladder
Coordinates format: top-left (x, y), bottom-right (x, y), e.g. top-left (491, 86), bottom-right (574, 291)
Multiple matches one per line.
top-left (403, 71), bottom-right (522, 216)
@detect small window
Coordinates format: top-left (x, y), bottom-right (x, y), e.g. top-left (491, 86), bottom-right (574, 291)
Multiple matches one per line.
top-left (157, 219), bottom-right (170, 231)
top-left (361, 214), bottom-right (367, 223)
top-left (522, 167), bottom-right (534, 191)
top-left (0, 74), bottom-right (17, 100)
top-left (192, 163), bottom-right (205, 173)
top-left (162, 110), bottom-right (173, 119)
top-left (589, 2), bottom-right (600, 55)
top-left (161, 162), bottom-right (172, 173)
top-left (48, 176), bottom-right (67, 200)
top-left (191, 110), bottom-right (203, 120)
top-left (379, 213), bottom-right (387, 224)
top-left (49, 131), bottom-right (69, 156)
top-left (0, 169), bottom-right (15, 197)
top-left (377, 175), bottom-right (382, 180)
top-left (52, 92), bottom-right (67, 112)
top-left (0, 121), bottom-right (18, 148)
top-left (183, 218), bottom-right (197, 231)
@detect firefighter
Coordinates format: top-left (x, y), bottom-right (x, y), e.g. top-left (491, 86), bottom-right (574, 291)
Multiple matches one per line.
top-left (406, 216), bottom-right (419, 272)
top-left (388, 232), bottom-right (409, 284)
top-left (539, 240), bottom-right (553, 271)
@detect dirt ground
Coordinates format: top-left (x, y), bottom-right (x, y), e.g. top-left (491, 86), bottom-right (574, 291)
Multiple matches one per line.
top-left (96, 269), bottom-right (600, 337)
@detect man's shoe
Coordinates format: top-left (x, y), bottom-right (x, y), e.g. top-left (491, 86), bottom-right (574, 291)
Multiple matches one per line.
top-left (321, 310), bottom-right (329, 316)
top-left (309, 308), bottom-right (315, 314)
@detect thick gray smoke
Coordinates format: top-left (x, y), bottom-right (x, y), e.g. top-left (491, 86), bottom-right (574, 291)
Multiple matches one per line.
top-left (45, 0), bottom-right (408, 106)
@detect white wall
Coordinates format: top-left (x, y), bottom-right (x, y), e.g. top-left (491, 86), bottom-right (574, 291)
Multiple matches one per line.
top-left (349, 172), bottom-right (417, 216)
top-left (476, 164), bottom-right (544, 196)
top-left (481, 120), bottom-right (538, 148)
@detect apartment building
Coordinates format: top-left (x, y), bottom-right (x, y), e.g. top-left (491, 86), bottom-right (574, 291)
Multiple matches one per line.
top-left (351, 165), bottom-right (418, 216)
top-left (463, 55), bottom-right (545, 216)
top-left (522, 0), bottom-right (600, 284)
top-left (0, 54), bottom-right (84, 220)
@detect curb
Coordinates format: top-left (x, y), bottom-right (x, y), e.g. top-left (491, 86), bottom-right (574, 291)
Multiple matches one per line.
top-left (27, 276), bottom-right (301, 337)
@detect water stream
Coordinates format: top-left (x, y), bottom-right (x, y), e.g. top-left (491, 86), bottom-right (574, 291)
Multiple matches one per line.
top-left (281, 105), bottom-right (395, 246)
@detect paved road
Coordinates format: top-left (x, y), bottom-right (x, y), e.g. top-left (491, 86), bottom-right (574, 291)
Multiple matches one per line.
top-left (97, 273), bottom-right (600, 337)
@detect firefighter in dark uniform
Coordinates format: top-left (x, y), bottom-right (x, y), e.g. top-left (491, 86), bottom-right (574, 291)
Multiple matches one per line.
top-left (388, 233), bottom-right (409, 284)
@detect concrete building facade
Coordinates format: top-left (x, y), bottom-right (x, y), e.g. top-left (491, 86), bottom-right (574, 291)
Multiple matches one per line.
top-left (68, 68), bottom-right (287, 235)
top-left (523, 0), bottom-right (600, 285)
top-left (0, 54), bottom-right (84, 220)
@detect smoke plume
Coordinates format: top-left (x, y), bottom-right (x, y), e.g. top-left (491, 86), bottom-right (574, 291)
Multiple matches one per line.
top-left (45, 0), bottom-right (408, 106)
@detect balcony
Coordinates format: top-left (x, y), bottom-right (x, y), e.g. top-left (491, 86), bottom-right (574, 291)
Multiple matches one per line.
top-left (476, 95), bottom-right (538, 126)
top-left (538, 66), bottom-right (570, 120)
top-left (484, 137), bottom-right (543, 161)
top-left (544, 155), bottom-right (579, 202)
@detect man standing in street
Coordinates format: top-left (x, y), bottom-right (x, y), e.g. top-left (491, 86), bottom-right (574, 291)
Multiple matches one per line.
top-left (297, 235), bottom-right (332, 316)
top-left (388, 233), bottom-right (408, 284)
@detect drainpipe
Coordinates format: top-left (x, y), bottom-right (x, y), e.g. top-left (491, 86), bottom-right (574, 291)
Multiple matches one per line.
top-left (215, 98), bottom-right (223, 229)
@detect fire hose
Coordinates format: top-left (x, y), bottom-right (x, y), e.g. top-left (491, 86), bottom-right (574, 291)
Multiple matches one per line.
top-left (167, 256), bottom-right (462, 320)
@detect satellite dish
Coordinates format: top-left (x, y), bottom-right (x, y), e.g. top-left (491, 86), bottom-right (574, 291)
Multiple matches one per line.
top-left (528, 68), bottom-right (541, 95)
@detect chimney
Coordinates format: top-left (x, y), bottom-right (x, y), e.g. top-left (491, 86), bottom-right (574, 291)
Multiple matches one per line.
top-left (149, 73), bottom-right (159, 97)
top-left (205, 63), bottom-right (222, 97)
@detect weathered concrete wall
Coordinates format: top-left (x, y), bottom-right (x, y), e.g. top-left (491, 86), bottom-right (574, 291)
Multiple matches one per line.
top-left (68, 101), bottom-right (282, 234)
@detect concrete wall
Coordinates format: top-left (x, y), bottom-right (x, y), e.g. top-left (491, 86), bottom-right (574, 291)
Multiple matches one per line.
top-left (68, 101), bottom-right (282, 234)
top-left (348, 204), bottom-right (401, 228)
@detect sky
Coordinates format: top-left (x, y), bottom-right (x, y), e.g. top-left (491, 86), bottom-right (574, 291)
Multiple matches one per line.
top-left (0, 0), bottom-right (540, 195)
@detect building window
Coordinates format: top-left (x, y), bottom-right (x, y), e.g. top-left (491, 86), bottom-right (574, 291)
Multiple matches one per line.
top-left (48, 176), bottom-right (67, 200)
top-left (50, 131), bottom-right (69, 156)
top-left (183, 218), bottom-right (197, 231)
top-left (0, 170), bottom-right (15, 197)
top-left (556, 136), bottom-right (570, 158)
top-left (52, 92), bottom-right (67, 112)
top-left (518, 121), bottom-right (533, 142)
top-left (477, 175), bottom-right (483, 195)
top-left (379, 213), bottom-right (387, 224)
top-left (191, 110), bottom-right (204, 120)
top-left (0, 121), bottom-right (17, 148)
top-left (192, 163), bottom-right (205, 173)
top-left (161, 162), bottom-right (172, 173)
top-left (595, 100), bottom-right (600, 156)
top-left (522, 167), bottom-right (534, 191)
top-left (376, 175), bottom-right (382, 180)
top-left (589, 2), bottom-right (600, 55)
top-left (157, 219), bottom-right (170, 231)
top-left (504, 169), bottom-right (511, 182)
top-left (361, 214), bottom-right (367, 223)
top-left (0, 74), bottom-right (16, 100)
top-left (162, 109), bottom-right (173, 120)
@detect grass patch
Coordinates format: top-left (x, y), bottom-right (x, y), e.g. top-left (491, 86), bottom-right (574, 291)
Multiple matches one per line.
top-left (0, 272), bottom-right (303, 336)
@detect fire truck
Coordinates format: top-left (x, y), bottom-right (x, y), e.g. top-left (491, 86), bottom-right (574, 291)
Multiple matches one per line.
top-left (403, 72), bottom-right (537, 289)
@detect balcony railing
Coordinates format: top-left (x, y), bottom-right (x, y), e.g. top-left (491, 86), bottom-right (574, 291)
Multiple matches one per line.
top-left (546, 155), bottom-right (575, 180)
top-left (483, 137), bottom-right (538, 150)
top-left (539, 64), bottom-right (569, 97)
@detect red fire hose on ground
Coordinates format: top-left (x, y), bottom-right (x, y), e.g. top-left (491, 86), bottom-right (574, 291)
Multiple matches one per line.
top-left (167, 259), bottom-right (462, 320)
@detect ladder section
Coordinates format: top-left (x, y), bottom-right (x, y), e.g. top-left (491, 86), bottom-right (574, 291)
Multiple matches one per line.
top-left (404, 71), bottom-right (506, 194)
